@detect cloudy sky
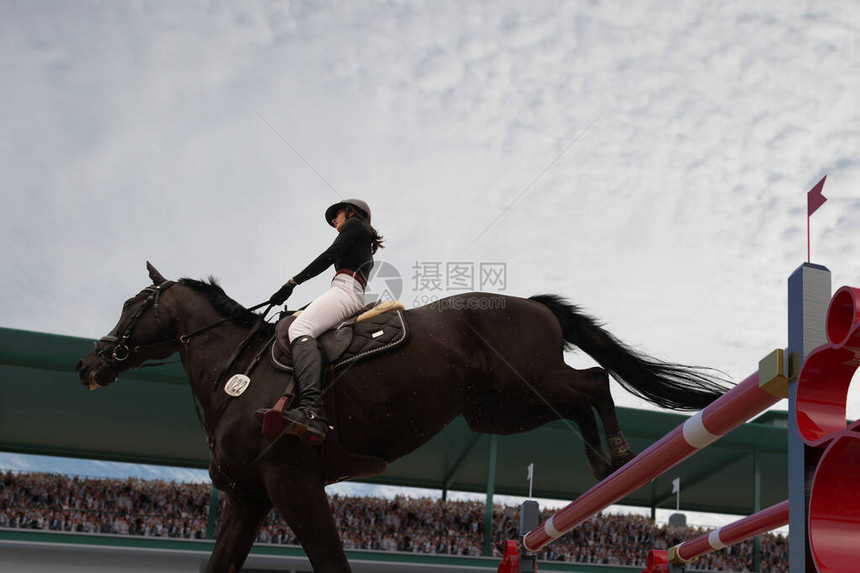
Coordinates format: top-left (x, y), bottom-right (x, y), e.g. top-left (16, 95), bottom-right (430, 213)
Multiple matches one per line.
top-left (2, 1), bottom-right (859, 514)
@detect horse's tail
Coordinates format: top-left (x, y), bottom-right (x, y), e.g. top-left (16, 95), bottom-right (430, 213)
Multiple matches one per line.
top-left (529, 294), bottom-right (730, 411)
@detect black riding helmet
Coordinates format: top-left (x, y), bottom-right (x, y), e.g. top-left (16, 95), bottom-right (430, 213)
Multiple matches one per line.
top-left (325, 199), bottom-right (371, 227)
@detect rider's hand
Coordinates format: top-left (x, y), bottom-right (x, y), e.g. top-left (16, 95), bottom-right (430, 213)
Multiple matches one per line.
top-left (269, 281), bottom-right (295, 306)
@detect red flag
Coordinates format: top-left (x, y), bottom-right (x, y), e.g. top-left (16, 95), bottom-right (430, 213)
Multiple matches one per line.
top-left (808, 176), bottom-right (827, 216)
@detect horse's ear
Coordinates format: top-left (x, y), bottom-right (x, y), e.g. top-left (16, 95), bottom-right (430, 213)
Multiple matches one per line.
top-left (146, 261), bottom-right (167, 285)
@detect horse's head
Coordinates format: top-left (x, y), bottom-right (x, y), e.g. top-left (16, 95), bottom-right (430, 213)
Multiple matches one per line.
top-left (76, 262), bottom-right (180, 390)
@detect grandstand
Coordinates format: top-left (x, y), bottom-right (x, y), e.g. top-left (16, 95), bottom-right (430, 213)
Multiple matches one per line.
top-left (1, 470), bottom-right (789, 572)
top-left (1, 327), bottom-right (789, 571)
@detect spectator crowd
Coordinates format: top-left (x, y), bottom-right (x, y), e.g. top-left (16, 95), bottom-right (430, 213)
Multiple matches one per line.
top-left (1, 470), bottom-right (788, 571)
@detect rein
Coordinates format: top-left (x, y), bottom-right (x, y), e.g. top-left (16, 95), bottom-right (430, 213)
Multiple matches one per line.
top-left (137, 299), bottom-right (273, 357)
top-left (96, 280), bottom-right (273, 367)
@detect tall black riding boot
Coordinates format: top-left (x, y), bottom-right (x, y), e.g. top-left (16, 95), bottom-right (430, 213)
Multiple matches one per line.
top-left (282, 335), bottom-right (329, 445)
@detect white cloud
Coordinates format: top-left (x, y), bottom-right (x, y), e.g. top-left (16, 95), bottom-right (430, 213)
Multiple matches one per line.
top-left (2, 0), bottom-right (859, 517)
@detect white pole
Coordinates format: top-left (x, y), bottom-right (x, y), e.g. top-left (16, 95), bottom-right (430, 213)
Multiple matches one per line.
top-left (527, 463), bottom-right (534, 498)
top-left (672, 477), bottom-right (680, 511)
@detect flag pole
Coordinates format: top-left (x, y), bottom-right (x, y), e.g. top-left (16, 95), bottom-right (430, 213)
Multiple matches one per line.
top-left (527, 463), bottom-right (534, 498)
top-left (671, 477), bottom-right (680, 512)
top-left (806, 175), bottom-right (828, 263)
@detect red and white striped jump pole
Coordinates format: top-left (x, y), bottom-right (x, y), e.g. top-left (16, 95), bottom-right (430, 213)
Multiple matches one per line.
top-left (666, 500), bottom-right (788, 564)
top-left (523, 350), bottom-right (789, 552)
top-left (640, 501), bottom-right (789, 573)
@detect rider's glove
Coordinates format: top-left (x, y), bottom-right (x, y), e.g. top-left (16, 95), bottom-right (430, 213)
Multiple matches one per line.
top-left (269, 281), bottom-right (295, 306)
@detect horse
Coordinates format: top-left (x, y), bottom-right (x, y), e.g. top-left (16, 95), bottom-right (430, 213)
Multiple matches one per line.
top-left (75, 263), bottom-right (728, 573)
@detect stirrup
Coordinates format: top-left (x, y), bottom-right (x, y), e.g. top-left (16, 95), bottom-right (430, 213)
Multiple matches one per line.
top-left (255, 396), bottom-right (290, 439)
top-left (254, 407), bottom-right (328, 443)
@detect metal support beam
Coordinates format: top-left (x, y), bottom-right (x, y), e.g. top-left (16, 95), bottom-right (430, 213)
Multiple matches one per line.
top-left (650, 481), bottom-right (657, 522)
top-left (787, 263), bottom-right (830, 573)
top-left (483, 435), bottom-right (498, 557)
top-left (753, 450), bottom-right (761, 573)
top-left (206, 485), bottom-right (220, 539)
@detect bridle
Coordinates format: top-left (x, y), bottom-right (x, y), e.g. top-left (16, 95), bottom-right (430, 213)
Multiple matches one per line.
top-left (96, 281), bottom-right (178, 365)
top-left (95, 280), bottom-right (273, 369)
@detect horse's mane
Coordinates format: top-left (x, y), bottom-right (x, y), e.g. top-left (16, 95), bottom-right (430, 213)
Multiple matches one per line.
top-left (178, 277), bottom-right (261, 326)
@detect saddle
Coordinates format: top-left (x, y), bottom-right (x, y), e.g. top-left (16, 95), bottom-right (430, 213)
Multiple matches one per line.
top-left (271, 299), bottom-right (408, 371)
top-left (259, 300), bottom-right (409, 484)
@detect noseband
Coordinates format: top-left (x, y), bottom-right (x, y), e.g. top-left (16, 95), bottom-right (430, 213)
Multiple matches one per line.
top-left (96, 281), bottom-right (177, 364)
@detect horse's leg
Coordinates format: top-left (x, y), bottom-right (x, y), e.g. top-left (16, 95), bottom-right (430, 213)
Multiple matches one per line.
top-left (264, 468), bottom-right (351, 573)
top-left (546, 367), bottom-right (636, 472)
top-left (564, 400), bottom-right (613, 480)
top-left (585, 368), bottom-right (637, 471)
top-left (506, 365), bottom-right (637, 474)
top-left (204, 493), bottom-right (272, 573)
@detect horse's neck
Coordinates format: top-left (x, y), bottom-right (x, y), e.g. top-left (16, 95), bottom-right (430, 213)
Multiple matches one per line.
top-left (173, 304), bottom-right (253, 413)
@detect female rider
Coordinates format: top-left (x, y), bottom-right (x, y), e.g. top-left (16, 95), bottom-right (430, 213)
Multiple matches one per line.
top-left (265, 199), bottom-right (384, 445)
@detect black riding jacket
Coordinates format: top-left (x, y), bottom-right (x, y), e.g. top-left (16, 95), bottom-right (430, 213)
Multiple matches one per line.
top-left (292, 217), bottom-right (374, 285)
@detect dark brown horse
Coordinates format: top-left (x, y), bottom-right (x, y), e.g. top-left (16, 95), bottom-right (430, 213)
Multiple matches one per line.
top-left (75, 263), bottom-right (727, 572)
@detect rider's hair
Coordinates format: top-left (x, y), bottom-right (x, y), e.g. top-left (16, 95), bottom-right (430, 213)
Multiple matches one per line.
top-left (346, 208), bottom-right (385, 254)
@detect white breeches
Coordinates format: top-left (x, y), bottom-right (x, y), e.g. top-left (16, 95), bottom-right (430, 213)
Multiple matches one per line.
top-left (288, 274), bottom-right (366, 342)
